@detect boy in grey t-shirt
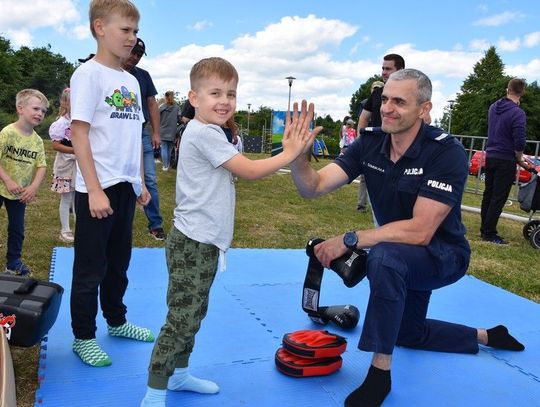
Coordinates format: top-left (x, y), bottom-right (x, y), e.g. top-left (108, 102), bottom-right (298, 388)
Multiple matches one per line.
top-left (141, 57), bottom-right (321, 406)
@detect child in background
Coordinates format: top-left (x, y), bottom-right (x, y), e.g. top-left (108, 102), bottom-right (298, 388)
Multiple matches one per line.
top-left (222, 117), bottom-right (243, 153)
top-left (140, 57), bottom-right (318, 406)
top-left (49, 88), bottom-right (76, 243)
top-left (0, 89), bottom-right (49, 276)
top-left (342, 118), bottom-right (357, 152)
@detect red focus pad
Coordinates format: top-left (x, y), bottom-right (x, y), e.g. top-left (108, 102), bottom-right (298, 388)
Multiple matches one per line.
top-left (275, 348), bottom-right (343, 377)
top-left (282, 329), bottom-right (347, 359)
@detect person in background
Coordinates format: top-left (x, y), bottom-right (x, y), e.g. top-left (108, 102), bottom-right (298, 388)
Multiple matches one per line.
top-left (480, 78), bottom-right (533, 245)
top-left (358, 54), bottom-right (405, 130)
top-left (49, 87), bottom-right (77, 243)
top-left (339, 115), bottom-right (350, 152)
top-left (0, 89), bottom-right (48, 276)
top-left (179, 99), bottom-right (195, 124)
top-left (159, 91), bottom-right (180, 171)
top-left (356, 81), bottom-right (384, 213)
top-left (122, 37), bottom-right (166, 241)
top-left (222, 117), bottom-right (243, 153)
top-left (341, 118), bottom-right (357, 154)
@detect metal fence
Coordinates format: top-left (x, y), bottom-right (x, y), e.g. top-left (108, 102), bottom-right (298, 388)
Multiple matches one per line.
top-left (457, 134), bottom-right (540, 200)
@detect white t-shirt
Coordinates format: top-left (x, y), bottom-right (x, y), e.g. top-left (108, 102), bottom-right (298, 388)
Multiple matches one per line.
top-left (70, 59), bottom-right (143, 195)
top-left (174, 119), bottom-right (239, 251)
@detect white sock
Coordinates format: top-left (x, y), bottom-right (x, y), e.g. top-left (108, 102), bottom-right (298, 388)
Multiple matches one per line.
top-left (167, 367), bottom-right (219, 394)
top-left (140, 387), bottom-right (166, 407)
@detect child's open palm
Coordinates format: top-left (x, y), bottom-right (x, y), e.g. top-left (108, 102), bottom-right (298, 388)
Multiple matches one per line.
top-left (282, 100), bottom-right (322, 158)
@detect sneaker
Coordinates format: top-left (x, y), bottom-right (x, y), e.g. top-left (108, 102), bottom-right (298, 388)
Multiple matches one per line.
top-left (60, 230), bottom-right (75, 243)
top-left (356, 205), bottom-right (367, 213)
top-left (5, 262), bottom-right (32, 276)
top-left (482, 235), bottom-right (508, 245)
top-left (149, 228), bottom-right (166, 241)
top-left (162, 167), bottom-right (169, 172)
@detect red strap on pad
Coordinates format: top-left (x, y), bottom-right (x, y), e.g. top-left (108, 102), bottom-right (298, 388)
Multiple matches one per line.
top-left (275, 348), bottom-right (343, 377)
top-left (282, 329), bottom-right (347, 359)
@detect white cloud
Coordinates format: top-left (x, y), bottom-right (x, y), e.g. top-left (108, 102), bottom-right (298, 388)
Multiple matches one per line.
top-left (506, 59), bottom-right (540, 81)
top-left (524, 31), bottom-right (540, 48)
top-left (5, 29), bottom-right (32, 47)
top-left (472, 11), bottom-right (524, 27)
top-left (477, 4), bottom-right (489, 13)
top-left (142, 19), bottom-right (482, 122)
top-left (187, 20), bottom-right (213, 31)
top-left (71, 24), bottom-right (90, 40)
top-left (469, 38), bottom-right (491, 51)
top-left (497, 37), bottom-right (521, 52)
top-left (0, 0), bottom-right (80, 46)
top-left (386, 43), bottom-right (482, 78)
top-left (232, 15), bottom-right (357, 58)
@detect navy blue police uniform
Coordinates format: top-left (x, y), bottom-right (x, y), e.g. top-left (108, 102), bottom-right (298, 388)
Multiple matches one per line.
top-left (334, 123), bottom-right (479, 355)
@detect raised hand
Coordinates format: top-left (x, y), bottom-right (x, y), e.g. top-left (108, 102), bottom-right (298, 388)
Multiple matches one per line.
top-left (283, 100), bottom-right (323, 158)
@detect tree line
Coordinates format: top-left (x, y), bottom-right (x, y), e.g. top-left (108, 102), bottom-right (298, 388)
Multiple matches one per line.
top-left (0, 36), bottom-right (75, 134)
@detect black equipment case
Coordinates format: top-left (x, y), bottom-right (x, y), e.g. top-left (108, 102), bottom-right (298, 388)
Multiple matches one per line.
top-left (0, 275), bottom-right (63, 347)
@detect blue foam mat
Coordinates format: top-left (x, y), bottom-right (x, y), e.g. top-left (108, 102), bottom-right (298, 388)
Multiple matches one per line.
top-left (35, 247), bottom-right (540, 406)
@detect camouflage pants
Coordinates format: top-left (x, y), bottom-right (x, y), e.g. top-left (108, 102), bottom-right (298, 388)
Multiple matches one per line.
top-left (147, 226), bottom-right (219, 389)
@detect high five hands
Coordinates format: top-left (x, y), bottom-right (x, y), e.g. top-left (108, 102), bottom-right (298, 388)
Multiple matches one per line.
top-left (283, 100), bottom-right (323, 158)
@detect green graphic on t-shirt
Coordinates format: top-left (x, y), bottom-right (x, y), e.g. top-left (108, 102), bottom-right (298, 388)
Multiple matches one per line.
top-left (104, 85), bottom-right (141, 113)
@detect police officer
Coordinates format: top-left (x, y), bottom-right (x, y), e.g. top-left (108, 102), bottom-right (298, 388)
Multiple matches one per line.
top-left (289, 69), bottom-right (525, 407)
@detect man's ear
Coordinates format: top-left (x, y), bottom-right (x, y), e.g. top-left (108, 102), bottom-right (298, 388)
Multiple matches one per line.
top-left (420, 101), bottom-right (432, 118)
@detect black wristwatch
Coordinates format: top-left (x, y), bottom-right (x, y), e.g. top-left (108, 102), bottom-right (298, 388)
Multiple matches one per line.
top-left (343, 231), bottom-right (358, 250)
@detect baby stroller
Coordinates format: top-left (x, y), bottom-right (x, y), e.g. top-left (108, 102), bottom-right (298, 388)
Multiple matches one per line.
top-left (517, 172), bottom-right (540, 249)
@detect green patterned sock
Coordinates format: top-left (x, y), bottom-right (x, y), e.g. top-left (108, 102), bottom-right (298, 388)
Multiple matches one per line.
top-left (107, 321), bottom-right (155, 342)
top-left (72, 338), bottom-right (112, 367)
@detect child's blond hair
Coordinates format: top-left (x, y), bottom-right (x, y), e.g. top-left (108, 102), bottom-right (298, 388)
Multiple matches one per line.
top-left (16, 89), bottom-right (49, 109)
top-left (89, 0), bottom-right (140, 39)
top-left (190, 57), bottom-right (239, 90)
top-left (58, 88), bottom-right (71, 118)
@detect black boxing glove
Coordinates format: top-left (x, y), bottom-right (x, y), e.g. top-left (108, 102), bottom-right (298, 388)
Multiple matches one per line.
top-left (306, 237), bottom-right (368, 288)
top-left (330, 249), bottom-right (368, 288)
top-left (318, 304), bottom-right (360, 329)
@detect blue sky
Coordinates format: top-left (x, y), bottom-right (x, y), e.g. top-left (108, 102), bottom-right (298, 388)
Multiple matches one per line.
top-left (1, 0), bottom-right (539, 122)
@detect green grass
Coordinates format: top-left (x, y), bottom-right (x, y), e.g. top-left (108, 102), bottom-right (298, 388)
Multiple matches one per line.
top-left (3, 143), bottom-right (539, 406)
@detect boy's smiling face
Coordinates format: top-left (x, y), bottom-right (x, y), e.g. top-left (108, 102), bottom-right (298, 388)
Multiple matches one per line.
top-left (189, 76), bottom-right (237, 126)
top-left (17, 96), bottom-right (47, 127)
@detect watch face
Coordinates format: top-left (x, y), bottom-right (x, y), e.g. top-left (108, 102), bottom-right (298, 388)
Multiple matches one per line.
top-left (344, 232), bottom-right (357, 248)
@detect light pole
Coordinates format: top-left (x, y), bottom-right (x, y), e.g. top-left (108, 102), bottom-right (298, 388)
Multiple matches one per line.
top-left (447, 99), bottom-right (455, 134)
top-left (247, 103), bottom-right (251, 136)
top-left (286, 76), bottom-right (296, 112)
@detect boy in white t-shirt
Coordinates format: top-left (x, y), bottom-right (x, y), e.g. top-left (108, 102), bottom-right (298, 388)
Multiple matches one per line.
top-left (140, 56), bottom-right (320, 406)
top-left (69, 0), bottom-right (154, 367)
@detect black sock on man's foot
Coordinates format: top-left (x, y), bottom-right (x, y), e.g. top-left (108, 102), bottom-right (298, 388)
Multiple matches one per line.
top-left (486, 325), bottom-right (525, 351)
top-left (345, 365), bottom-right (391, 407)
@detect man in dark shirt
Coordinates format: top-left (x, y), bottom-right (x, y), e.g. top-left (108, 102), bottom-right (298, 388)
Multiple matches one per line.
top-left (122, 38), bottom-right (165, 241)
top-left (357, 54), bottom-right (405, 129)
top-left (290, 69), bottom-right (525, 407)
top-left (480, 78), bottom-right (530, 244)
